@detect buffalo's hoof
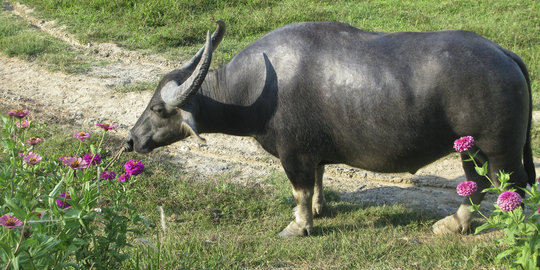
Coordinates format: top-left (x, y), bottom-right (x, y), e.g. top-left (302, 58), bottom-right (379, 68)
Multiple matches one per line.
top-left (278, 221), bottom-right (312, 238)
top-left (432, 214), bottom-right (469, 235)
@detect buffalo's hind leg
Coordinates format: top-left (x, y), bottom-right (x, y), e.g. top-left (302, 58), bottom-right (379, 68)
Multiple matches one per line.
top-left (312, 164), bottom-right (326, 217)
top-left (433, 151), bottom-right (529, 234)
top-left (278, 155), bottom-right (318, 238)
top-left (433, 152), bottom-right (490, 234)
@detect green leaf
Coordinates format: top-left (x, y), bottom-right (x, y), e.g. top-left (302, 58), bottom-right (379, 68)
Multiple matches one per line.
top-left (481, 187), bottom-right (500, 194)
top-left (0, 241), bottom-right (12, 257)
top-left (475, 223), bottom-right (501, 234)
top-left (48, 178), bottom-right (64, 208)
top-left (12, 255), bottom-right (19, 270)
top-left (4, 198), bottom-right (26, 219)
top-left (495, 249), bottom-right (515, 263)
top-left (475, 162), bottom-right (488, 176)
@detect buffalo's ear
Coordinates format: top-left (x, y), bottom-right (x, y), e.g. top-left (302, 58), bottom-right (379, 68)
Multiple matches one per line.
top-left (181, 110), bottom-right (206, 142)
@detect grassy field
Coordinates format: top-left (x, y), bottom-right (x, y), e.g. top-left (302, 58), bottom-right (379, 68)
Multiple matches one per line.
top-left (0, 9), bottom-right (99, 73)
top-left (1, 0), bottom-right (539, 268)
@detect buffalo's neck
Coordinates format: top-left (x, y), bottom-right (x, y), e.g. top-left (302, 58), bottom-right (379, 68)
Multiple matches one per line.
top-left (193, 68), bottom-right (274, 136)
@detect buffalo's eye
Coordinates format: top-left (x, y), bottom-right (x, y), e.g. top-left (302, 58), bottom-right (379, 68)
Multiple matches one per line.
top-left (151, 104), bottom-right (166, 117)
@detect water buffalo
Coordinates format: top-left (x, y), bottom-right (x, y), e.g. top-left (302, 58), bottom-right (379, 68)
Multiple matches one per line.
top-left (126, 20), bottom-right (533, 237)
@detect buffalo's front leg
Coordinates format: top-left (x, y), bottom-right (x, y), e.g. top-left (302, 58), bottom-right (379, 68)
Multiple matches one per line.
top-left (278, 155), bottom-right (317, 238)
top-left (279, 187), bottom-right (314, 237)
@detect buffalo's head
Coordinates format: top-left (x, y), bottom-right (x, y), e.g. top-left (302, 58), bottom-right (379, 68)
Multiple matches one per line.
top-left (125, 21), bottom-right (225, 153)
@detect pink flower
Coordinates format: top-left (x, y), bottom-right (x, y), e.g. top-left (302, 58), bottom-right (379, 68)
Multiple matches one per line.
top-left (100, 171), bottom-right (117, 180)
top-left (60, 157), bottom-right (89, 170)
top-left (456, 181), bottom-right (477, 196)
top-left (7, 109), bottom-right (30, 118)
top-left (538, 205), bottom-right (540, 214)
top-left (23, 152), bottom-right (42, 165)
top-left (497, 191), bottom-right (522, 212)
top-left (26, 137), bottom-right (43, 146)
top-left (0, 215), bottom-right (23, 228)
top-left (83, 153), bottom-right (101, 166)
top-left (118, 174), bottom-right (129, 182)
top-left (56, 192), bottom-right (71, 209)
top-left (96, 122), bottom-right (117, 131)
top-left (453, 136), bottom-right (475, 153)
top-left (125, 160), bottom-right (144, 176)
top-left (16, 119), bottom-right (30, 128)
top-left (73, 132), bottom-right (91, 141)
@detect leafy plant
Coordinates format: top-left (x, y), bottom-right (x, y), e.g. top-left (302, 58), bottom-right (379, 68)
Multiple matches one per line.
top-left (454, 136), bottom-right (540, 269)
top-left (0, 109), bottom-right (147, 269)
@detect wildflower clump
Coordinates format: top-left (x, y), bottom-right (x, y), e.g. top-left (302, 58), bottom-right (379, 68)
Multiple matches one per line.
top-left (496, 191), bottom-right (522, 212)
top-left (83, 153), bottom-right (101, 166)
top-left (96, 122), bottom-right (117, 131)
top-left (16, 119), bottom-right (30, 128)
top-left (73, 131), bottom-right (91, 141)
top-left (7, 109), bottom-right (30, 118)
top-left (56, 192), bottom-right (71, 209)
top-left (0, 111), bottom-right (146, 269)
top-left (456, 181), bottom-right (477, 196)
top-left (100, 170), bottom-right (116, 180)
top-left (118, 173), bottom-right (130, 183)
top-left (125, 160), bottom-right (144, 176)
top-left (61, 156), bottom-right (89, 170)
top-left (26, 137), bottom-right (43, 145)
top-left (23, 152), bottom-right (42, 165)
top-left (453, 135), bottom-right (474, 153)
top-left (0, 215), bottom-right (23, 229)
top-left (453, 135), bottom-right (540, 268)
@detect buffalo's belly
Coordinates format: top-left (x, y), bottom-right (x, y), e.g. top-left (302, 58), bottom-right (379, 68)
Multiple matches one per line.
top-left (341, 146), bottom-right (453, 174)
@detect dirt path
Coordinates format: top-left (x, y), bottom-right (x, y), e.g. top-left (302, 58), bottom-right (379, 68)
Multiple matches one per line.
top-left (1, 3), bottom-right (535, 220)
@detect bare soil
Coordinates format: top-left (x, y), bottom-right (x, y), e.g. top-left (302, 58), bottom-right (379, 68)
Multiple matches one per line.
top-left (2, 3), bottom-right (537, 221)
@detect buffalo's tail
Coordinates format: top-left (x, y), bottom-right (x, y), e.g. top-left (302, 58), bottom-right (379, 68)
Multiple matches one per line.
top-left (503, 48), bottom-right (535, 186)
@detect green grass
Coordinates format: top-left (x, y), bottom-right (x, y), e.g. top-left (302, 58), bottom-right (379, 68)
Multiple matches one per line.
top-left (11, 0), bottom-right (540, 107)
top-left (114, 81), bottom-right (158, 93)
top-left (125, 166), bottom-right (507, 269)
top-left (0, 10), bottom-right (96, 73)
top-left (126, 161), bottom-right (506, 269)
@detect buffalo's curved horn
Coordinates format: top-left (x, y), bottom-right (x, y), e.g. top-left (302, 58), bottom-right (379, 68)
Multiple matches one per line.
top-left (178, 20), bottom-right (226, 72)
top-left (161, 31), bottom-right (213, 107)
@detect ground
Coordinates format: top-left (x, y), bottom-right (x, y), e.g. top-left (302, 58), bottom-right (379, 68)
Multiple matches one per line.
top-left (1, 3), bottom-right (536, 224)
